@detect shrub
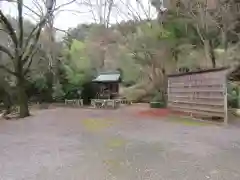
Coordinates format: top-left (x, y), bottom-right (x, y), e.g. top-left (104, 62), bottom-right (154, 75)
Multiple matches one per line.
top-left (228, 83), bottom-right (240, 108)
top-left (150, 91), bottom-right (166, 108)
top-left (150, 101), bottom-right (166, 108)
top-left (53, 82), bottom-right (65, 102)
top-left (153, 91), bottom-right (166, 101)
top-left (152, 92), bottom-right (164, 102)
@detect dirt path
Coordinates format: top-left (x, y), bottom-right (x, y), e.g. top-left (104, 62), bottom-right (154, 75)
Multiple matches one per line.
top-left (0, 107), bottom-right (240, 180)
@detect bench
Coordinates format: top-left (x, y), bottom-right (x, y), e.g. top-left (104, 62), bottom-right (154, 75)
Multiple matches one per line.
top-left (65, 99), bottom-right (83, 107)
top-left (119, 99), bottom-right (132, 105)
top-left (91, 99), bottom-right (121, 109)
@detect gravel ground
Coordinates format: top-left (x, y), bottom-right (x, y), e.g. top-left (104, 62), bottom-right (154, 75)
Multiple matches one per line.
top-left (0, 107), bottom-right (240, 180)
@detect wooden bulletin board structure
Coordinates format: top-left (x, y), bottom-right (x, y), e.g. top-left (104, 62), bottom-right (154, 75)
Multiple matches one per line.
top-left (168, 67), bottom-right (229, 124)
top-left (92, 71), bottom-right (121, 99)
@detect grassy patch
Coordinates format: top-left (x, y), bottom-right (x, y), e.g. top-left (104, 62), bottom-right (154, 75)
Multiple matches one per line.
top-left (82, 118), bottom-right (114, 132)
top-left (106, 137), bottom-right (127, 149)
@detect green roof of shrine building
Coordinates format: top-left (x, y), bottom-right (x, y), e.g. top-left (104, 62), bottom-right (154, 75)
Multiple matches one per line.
top-left (92, 71), bottom-right (121, 82)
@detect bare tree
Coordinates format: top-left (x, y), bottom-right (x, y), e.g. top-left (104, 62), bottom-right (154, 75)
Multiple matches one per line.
top-left (23, 0), bottom-right (80, 102)
top-left (77, 0), bottom-right (115, 69)
top-left (173, 0), bottom-right (218, 67)
top-left (78, 0), bottom-right (159, 70)
top-left (0, 0), bottom-right (56, 117)
top-left (174, 0), bottom-right (240, 68)
top-left (77, 0), bottom-right (114, 27)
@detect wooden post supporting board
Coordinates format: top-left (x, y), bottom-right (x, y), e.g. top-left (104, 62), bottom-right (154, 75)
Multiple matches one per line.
top-left (224, 77), bottom-right (228, 125)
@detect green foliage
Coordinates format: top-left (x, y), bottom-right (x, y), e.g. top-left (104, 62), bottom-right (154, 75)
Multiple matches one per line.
top-left (52, 82), bottom-right (65, 101)
top-left (33, 75), bottom-right (48, 91)
top-left (58, 39), bottom-right (95, 100)
top-left (228, 83), bottom-right (240, 108)
top-left (117, 48), bottom-right (141, 86)
top-left (124, 88), bottom-right (148, 102)
top-left (149, 90), bottom-right (167, 108)
top-left (63, 39), bottom-right (93, 86)
top-left (62, 83), bottom-right (81, 99)
top-left (64, 24), bottom-right (103, 47)
top-left (130, 22), bottom-right (173, 66)
top-left (152, 91), bottom-right (164, 102)
top-left (150, 102), bottom-right (166, 108)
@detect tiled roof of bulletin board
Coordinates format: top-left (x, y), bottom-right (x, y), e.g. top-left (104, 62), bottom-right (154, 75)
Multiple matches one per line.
top-left (92, 71), bottom-right (121, 82)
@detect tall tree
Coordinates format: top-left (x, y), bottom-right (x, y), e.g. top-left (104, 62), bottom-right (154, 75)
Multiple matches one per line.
top-left (0, 0), bottom-right (55, 117)
top-left (170, 0), bottom-right (232, 68)
top-left (77, 0), bottom-right (115, 70)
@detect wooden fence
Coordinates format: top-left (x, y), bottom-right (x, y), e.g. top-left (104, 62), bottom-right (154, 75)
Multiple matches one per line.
top-left (168, 68), bottom-right (228, 123)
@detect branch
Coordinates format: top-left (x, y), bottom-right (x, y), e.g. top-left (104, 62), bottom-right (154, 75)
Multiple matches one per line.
top-left (40, 0), bottom-right (47, 6)
top-left (18, 0), bottom-right (24, 48)
top-left (22, 0), bottom-right (57, 64)
top-left (115, 6), bottom-right (133, 20)
top-left (54, 0), bottom-right (77, 11)
top-left (24, 12), bottom-right (39, 22)
top-left (0, 10), bottom-right (18, 48)
top-left (119, 0), bottom-right (142, 21)
top-left (106, 0), bottom-right (114, 28)
top-left (0, 0), bottom-right (41, 17)
top-left (0, 45), bottom-right (14, 59)
top-left (22, 24), bottom-right (43, 63)
top-left (80, 0), bottom-right (97, 23)
top-left (103, 0), bottom-right (107, 23)
top-left (23, 47), bottom-right (39, 75)
top-left (22, 14), bottom-right (49, 58)
top-left (23, 2), bottom-right (42, 17)
top-left (53, 27), bottom-right (71, 36)
top-left (32, 0), bottom-right (45, 16)
top-left (0, 65), bottom-right (16, 76)
top-left (136, 0), bottom-right (150, 20)
top-left (196, 24), bottom-right (205, 43)
top-left (0, 28), bottom-right (8, 34)
top-left (54, 9), bottom-right (89, 17)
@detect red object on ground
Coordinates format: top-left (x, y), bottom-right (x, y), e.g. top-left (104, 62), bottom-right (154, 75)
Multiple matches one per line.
top-left (137, 108), bottom-right (170, 117)
top-left (137, 108), bottom-right (190, 118)
top-left (171, 110), bottom-right (189, 116)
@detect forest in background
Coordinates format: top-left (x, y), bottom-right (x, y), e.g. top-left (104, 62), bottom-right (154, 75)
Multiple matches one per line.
top-left (0, 0), bottom-right (240, 117)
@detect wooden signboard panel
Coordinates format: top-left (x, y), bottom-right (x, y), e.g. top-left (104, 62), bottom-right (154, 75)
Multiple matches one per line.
top-left (168, 69), bottom-right (228, 123)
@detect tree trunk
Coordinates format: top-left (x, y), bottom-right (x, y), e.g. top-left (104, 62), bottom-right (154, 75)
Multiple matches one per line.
top-left (209, 39), bottom-right (216, 68)
top-left (100, 48), bottom-right (106, 69)
top-left (3, 93), bottom-right (12, 116)
top-left (17, 76), bottom-right (30, 118)
top-left (204, 39), bottom-right (216, 68)
top-left (237, 85), bottom-right (240, 108)
top-left (46, 70), bottom-right (54, 102)
top-left (161, 68), bottom-right (167, 104)
top-left (221, 29), bottom-right (228, 52)
top-left (0, 77), bottom-right (12, 115)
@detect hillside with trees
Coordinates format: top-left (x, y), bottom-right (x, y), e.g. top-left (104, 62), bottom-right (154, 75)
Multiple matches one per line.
top-left (0, 0), bottom-right (240, 117)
